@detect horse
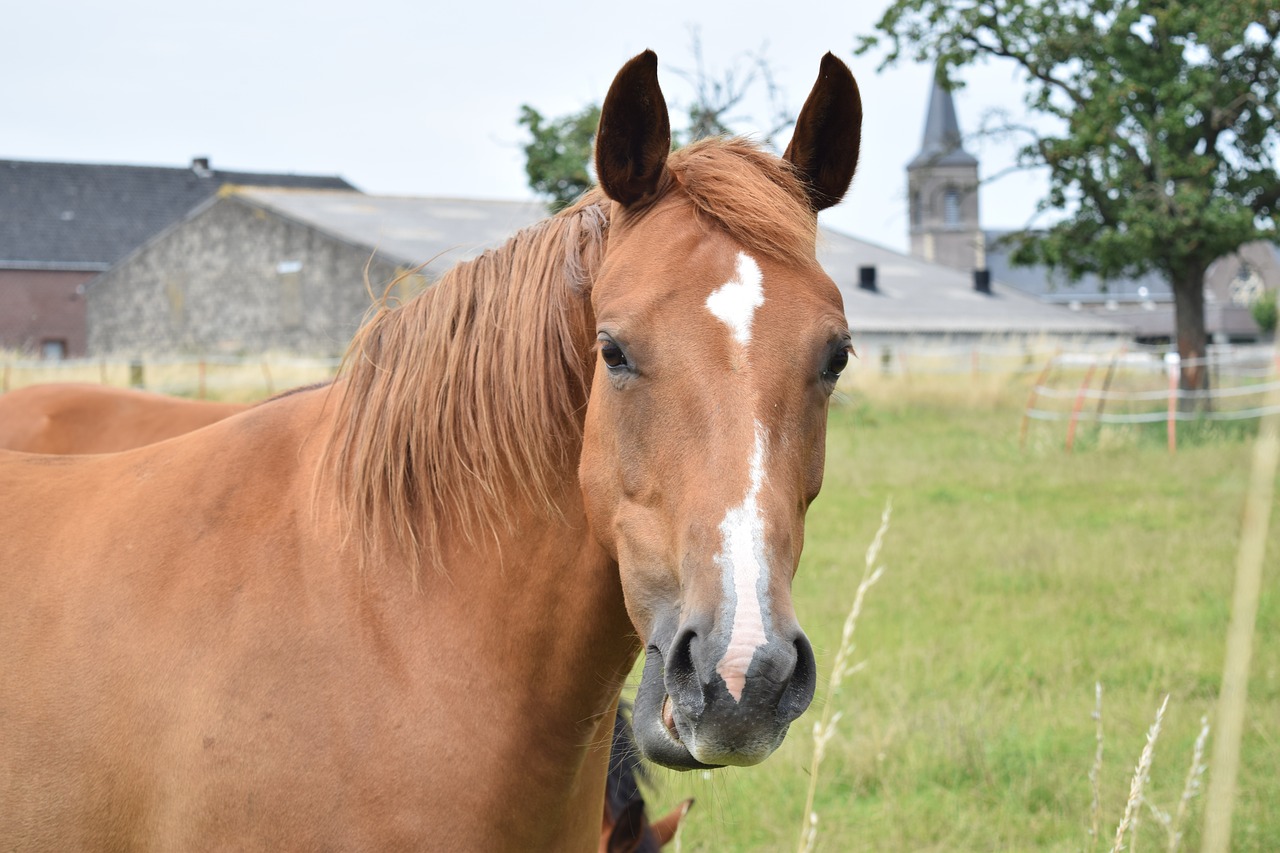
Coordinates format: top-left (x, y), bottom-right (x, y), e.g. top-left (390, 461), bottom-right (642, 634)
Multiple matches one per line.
top-left (0, 383), bottom-right (249, 454)
top-left (601, 709), bottom-right (693, 853)
top-left (0, 50), bottom-right (861, 850)
top-left (0, 382), bottom-right (692, 849)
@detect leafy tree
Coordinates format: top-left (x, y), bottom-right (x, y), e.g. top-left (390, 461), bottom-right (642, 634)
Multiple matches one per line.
top-left (860, 0), bottom-right (1280, 391)
top-left (518, 103), bottom-right (601, 212)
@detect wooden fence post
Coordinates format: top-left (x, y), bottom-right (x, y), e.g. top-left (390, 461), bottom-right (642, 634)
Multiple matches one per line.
top-left (1166, 352), bottom-right (1180, 454)
top-left (1019, 349), bottom-right (1059, 451)
top-left (1065, 358), bottom-right (1100, 453)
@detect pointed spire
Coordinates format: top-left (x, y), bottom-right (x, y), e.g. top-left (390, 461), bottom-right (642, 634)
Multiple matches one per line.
top-left (908, 64), bottom-right (977, 169)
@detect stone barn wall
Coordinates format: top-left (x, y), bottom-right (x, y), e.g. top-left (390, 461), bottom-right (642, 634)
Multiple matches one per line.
top-left (87, 197), bottom-right (403, 356)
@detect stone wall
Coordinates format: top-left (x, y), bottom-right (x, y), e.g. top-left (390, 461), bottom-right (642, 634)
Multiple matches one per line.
top-left (87, 197), bottom-right (402, 356)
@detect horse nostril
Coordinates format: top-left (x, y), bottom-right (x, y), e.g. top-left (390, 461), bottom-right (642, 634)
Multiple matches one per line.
top-left (663, 627), bottom-right (705, 718)
top-left (776, 631), bottom-right (816, 724)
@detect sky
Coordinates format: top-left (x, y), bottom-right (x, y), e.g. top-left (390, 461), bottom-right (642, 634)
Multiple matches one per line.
top-left (3, 0), bottom-right (1054, 254)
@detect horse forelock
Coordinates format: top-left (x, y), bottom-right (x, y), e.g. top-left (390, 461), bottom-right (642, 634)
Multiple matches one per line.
top-left (665, 136), bottom-right (819, 268)
top-left (323, 137), bottom-right (818, 579)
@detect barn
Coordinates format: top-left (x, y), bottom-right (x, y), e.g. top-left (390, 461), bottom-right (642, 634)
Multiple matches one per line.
top-left (0, 157), bottom-right (354, 357)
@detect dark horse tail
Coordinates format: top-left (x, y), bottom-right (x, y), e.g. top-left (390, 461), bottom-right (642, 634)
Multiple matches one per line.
top-left (604, 704), bottom-right (693, 853)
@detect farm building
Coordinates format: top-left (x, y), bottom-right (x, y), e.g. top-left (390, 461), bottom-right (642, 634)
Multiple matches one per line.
top-left (86, 184), bottom-right (1125, 357)
top-left (87, 188), bottom-right (549, 355)
top-left (0, 157), bottom-right (354, 357)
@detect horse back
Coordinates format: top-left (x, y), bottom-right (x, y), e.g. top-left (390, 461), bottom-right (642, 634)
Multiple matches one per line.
top-left (0, 383), bottom-right (247, 454)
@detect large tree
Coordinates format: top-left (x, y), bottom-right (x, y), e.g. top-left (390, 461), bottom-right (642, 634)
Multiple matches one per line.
top-left (861, 0), bottom-right (1280, 391)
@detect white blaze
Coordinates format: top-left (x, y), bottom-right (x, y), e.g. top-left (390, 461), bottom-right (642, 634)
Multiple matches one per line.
top-left (705, 252), bottom-right (764, 347)
top-left (713, 425), bottom-right (772, 703)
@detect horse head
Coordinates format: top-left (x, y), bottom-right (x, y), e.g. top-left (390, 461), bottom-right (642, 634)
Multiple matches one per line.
top-left (579, 51), bottom-right (861, 770)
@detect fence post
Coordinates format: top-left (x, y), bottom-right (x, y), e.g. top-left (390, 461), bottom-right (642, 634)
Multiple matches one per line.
top-left (198, 360), bottom-right (207, 400)
top-left (1019, 350), bottom-right (1059, 451)
top-left (1065, 358), bottom-right (1100, 453)
top-left (1094, 346), bottom-right (1127, 421)
top-left (1, 361), bottom-right (9, 393)
top-left (128, 358), bottom-right (145, 389)
top-left (1166, 352), bottom-right (1180, 454)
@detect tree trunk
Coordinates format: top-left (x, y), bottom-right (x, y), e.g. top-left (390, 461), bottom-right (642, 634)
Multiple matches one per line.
top-left (1171, 263), bottom-right (1210, 409)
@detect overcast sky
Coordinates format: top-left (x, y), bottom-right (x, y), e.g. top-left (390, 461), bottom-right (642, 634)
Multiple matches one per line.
top-left (4, 0), bottom-right (1054, 254)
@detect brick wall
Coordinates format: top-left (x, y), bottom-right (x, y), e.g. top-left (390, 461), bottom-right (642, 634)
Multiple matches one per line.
top-left (0, 269), bottom-right (94, 356)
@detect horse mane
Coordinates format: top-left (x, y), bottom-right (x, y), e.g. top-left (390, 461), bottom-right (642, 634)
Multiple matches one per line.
top-left (323, 137), bottom-right (817, 578)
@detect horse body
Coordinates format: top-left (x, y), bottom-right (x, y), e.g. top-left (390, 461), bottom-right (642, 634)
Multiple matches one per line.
top-left (0, 51), bottom-right (861, 850)
top-left (0, 382), bottom-right (246, 454)
top-left (0, 387), bottom-right (630, 848)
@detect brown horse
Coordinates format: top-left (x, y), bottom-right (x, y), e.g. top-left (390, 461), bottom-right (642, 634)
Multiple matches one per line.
top-left (0, 382), bottom-right (691, 850)
top-left (0, 383), bottom-right (248, 454)
top-left (0, 50), bottom-right (860, 850)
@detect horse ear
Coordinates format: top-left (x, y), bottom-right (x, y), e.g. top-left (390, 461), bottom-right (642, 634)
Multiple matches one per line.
top-left (650, 798), bottom-right (694, 846)
top-left (596, 50), bottom-right (671, 208)
top-left (784, 53), bottom-right (862, 212)
top-left (604, 799), bottom-right (647, 853)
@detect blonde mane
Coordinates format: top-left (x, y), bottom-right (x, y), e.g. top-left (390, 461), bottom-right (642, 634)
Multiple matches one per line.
top-left (324, 137), bottom-right (817, 577)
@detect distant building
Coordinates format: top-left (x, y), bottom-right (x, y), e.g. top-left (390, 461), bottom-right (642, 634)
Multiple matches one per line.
top-left (906, 69), bottom-right (984, 273)
top-left (0, 157), bottom-right (354, 357)
top-left (87, 189), bottom-right (549, 355)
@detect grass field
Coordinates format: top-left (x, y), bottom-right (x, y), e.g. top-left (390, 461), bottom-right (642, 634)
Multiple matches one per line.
top-left (640, 374), bottom-right (1279, 852)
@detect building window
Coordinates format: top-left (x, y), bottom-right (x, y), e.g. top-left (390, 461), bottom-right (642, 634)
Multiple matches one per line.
top-left (277, 260), bottom-right (304, 330)
top-left (943, 189), bottom-right (961, 226)
top-left (910, 190), bottom-right (922, 226)
top-left (41, 339), bottom-right (67, 360)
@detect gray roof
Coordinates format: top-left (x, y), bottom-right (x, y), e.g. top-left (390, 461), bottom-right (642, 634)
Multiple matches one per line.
top-left (819, 229), bottom-right (1129, 337)
top-left (984, 230), bottom-right (1173, 302)
top-left (0, 157), bottom-right (355, 269)
top-left (235, 189), bottom-right (1127, 338)
top-left (907, 72), bottom-right (978, 170)
top-left (233, 188), bottom-right (550, 276)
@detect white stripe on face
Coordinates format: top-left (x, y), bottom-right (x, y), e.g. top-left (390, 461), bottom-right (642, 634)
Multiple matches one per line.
top-left (714, 423), bottom-right (771, 702)
top-left (705, 252), bottom-right (764, 348)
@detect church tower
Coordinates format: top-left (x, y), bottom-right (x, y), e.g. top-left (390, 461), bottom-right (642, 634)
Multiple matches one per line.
top-left (907, 69), bottom-right (984, 271)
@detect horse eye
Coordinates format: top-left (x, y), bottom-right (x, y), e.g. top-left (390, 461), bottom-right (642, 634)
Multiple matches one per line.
top-left (601, 341), bottom-right (628, 369)
top-left (825, 348), bottom-right (850, 378)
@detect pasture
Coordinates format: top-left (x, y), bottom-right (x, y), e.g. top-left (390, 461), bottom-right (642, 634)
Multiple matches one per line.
top-left (644, 373), bottom-right (1279, 852)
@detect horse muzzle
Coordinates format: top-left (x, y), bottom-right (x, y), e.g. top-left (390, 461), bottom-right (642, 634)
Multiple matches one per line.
top-left (632, 614), bottom-right (816, 769)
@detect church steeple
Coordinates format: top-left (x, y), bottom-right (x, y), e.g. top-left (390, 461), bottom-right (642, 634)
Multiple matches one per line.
top-left (906, 66), bottom-right (984, 271)
top-left (910, 69), bottom-right (978, 169)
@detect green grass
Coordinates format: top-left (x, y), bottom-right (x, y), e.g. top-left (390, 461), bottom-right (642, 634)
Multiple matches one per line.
top-left (641, 377), bottom-right (1279, 852)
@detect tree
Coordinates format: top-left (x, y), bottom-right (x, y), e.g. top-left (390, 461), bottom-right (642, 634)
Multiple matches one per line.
top-left (671, 30), bottom-right (795, 147)
top-left (518, 103), bottom-right (601, 212)
top-left (860, 0), bottom-right (1280, 392)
